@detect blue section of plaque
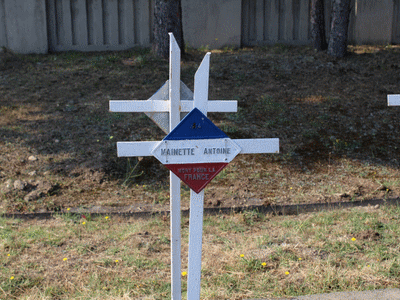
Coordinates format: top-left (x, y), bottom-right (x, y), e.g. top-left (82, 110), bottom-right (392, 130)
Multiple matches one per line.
top-left (164, 108), bottom-right (228, 140)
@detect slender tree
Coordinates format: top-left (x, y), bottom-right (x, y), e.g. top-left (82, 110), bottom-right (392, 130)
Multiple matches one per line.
top-left (153, 0), bottom-right (185, 59)
top-left (327, 0), bottom-right (351, 58)
top-left (310, 0), bottom-right (328, 51)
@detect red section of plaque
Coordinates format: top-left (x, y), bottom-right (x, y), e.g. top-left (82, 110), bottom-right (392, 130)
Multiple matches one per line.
top-left (165, 162), bottom-right (228, 193)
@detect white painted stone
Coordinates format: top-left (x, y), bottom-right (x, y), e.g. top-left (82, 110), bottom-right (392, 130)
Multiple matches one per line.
top-left (28, 155), bottom-right (38, 161)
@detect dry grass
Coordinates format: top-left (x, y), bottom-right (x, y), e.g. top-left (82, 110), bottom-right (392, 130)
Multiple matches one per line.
top-left (1, 45), bottom-right (400, 213)
top-left (1, 45), bottom-right (400, 299)
top-left (1, 204), bottom-right (400, 299)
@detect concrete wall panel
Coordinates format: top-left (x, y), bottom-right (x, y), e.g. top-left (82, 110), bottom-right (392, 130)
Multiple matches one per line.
top-left (136, 0), bottom-right (151, 46)
top-left (71, 0), bottom-right (89, 46)
top-left (267, 0), bottom-right (279, 42)
top-left (182, 0), bottom-right (242, 49)
top-left (298, 0), bottom-right (309, 41)
top-left (4, 0), bottom-right (47, 53)
top-left (1, 0), bottom-right (400, 54)
top-left (0, 0), bottom-right (7, 48)
top-left (393, 0), bottom-right (400, 43)
top-left (355, 0), bottom-right (394, 44)
top-left (284, 0), bottom-right (293, 41)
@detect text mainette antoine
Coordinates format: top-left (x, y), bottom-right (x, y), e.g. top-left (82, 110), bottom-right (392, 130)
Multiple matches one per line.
top-left (160, 147), bottom-right (231, 156)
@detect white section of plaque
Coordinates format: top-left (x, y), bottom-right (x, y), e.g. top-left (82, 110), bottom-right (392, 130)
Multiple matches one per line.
top-left (151, 138), bottom-right (241, 164)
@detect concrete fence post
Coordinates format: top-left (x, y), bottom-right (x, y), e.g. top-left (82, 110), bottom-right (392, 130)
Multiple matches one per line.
top-left (3, 0), bottom-right (48, 54)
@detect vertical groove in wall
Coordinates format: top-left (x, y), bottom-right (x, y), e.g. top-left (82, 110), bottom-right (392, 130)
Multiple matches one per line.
top-left (55, 0), bottom-right (62, 45)
top-left (118, 0), bottom-right (123, 45)
top-left (251, 0), bottom-right (256, 41)
top-left (347, 0), bottom-right (355, 42)
top-left (102, 0), bottom-right (107, 44)
top-left (307, 0), bottom-right (311, 40)
top-left (393, 0), bottom-right (400, 43)
top-left (87, 0), bottom-right (93, 45)
top-left (241, 0), bottom-right (247, 45)
top-left (246, 0), bottom-right (251, 42)
top-left (247, 0), bottom-right (252, 42)
top-left (263, 0), bottom-right (266, 41)
top-left (0, 0), bottom-right (7, 47)
top-left (44, 0), bottom-right (49, 49)
top-left (71, 0), bottom-right (76, 45)
top-left (324, 0), bottom-right (332, 40)
top-left (293, 0), bottom-right (300, 40)
top-left (245, 0), bottom-right (250, 43)
top-left (264, 0), bottom-right (273, 41)
top-left (277, 0), bottom-right (283, 40)
top-left (149, 0), bottom-right (154, 43)
top-left (133, 0), bottom-right (137, 44)
top-left (264, 0), bottom-right (268, 41)
top-left (133, 0), bottom-right (140, 44)
top-left (46, 0), bottom-right (56, 49)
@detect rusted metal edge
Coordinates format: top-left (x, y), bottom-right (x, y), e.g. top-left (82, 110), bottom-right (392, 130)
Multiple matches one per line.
top-left (1, 197), bottom-right (399, 220)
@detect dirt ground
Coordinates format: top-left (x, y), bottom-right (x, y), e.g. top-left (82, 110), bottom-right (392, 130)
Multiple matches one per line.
top-left (1, 44), bottom-right (400, 214)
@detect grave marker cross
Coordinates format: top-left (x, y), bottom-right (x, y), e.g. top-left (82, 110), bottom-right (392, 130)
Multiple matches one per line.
top-left (110, 33), bottom-right (237, 300)
top-left (110, 34), bottom-right (279, 300)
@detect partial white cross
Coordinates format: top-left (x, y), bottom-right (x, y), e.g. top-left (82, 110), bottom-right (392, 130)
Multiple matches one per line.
top-left (388, 95), bottom-right (400, 106)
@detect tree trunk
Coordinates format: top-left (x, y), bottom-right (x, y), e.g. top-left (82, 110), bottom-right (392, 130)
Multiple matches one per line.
top-left (153, 0), bottom-right (185, 59)
top-left (310, 0), bottom-right (327, 51)
top-left (327, 0), bottom-right (351, 58)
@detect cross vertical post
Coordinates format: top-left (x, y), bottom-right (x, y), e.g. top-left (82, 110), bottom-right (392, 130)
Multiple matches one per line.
top-left (169, 33), bottom-right (182, 300)
top-left (187, 53), bottom-right (210, 299)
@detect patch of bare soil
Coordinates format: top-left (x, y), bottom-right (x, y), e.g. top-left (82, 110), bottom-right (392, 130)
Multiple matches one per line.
top-left (1, 45), bottom-right (400, 214)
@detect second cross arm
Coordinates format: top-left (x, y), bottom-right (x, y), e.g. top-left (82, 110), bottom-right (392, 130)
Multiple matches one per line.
top-left (116, 139), bottom-right (279, 157)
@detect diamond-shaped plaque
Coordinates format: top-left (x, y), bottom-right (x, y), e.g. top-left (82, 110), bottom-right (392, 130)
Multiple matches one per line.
top-left (151, 108), bottom-right (241, 193)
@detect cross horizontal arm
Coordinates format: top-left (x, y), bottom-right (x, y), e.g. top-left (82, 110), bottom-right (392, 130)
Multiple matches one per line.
top-left (388, 95), bottom-right (400, 106)
top-left (109, 100), bottom-right (237, 113)
top-left (117, 141), bottom-right (159, 157)
top-left (116, 138), bottom-right (279, 157)
top-left (235, 138), bottom-right (279, 154)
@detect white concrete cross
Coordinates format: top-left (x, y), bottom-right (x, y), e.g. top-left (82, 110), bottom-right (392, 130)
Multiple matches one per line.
top-left (110, 33), bottom-right (279, 300)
